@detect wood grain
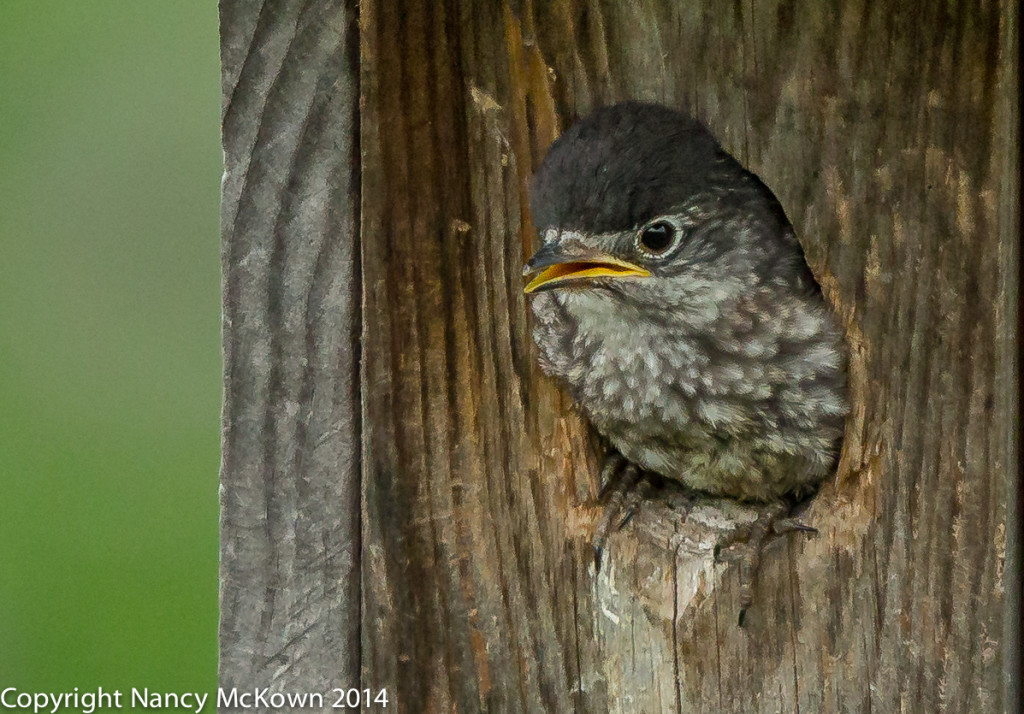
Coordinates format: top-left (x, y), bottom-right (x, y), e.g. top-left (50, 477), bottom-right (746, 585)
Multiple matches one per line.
top-left (221, 0), bottom-right (1018, 711)
top-left (219, 0), bottom-right (361, 700)
top-left (358, 1), bottom-right (1017, 711)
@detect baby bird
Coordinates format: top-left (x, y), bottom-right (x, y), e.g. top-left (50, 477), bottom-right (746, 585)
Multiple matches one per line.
top-left (524, 102), bottom-right (847, 621)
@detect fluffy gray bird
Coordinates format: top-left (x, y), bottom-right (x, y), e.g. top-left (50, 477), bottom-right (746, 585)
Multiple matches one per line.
top-left (524, 102), bottom-right (847, 618)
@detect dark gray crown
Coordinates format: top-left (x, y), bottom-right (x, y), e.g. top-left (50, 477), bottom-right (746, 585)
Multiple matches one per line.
top-left (531, 101), bottom-right (785, 234)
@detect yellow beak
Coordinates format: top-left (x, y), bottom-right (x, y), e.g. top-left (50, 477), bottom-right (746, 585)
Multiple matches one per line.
top-left (523, 254), bottom-right (650, 294)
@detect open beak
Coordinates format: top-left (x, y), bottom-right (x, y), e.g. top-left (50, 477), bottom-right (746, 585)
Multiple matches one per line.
top-left (522, 244), bottom-right (650, 294)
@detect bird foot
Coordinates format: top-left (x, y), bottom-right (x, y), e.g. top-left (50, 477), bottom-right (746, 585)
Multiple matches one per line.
top-left (592, 451), bottom-right (663, 572)
top-left (713, 502), bottom-right (817, 626)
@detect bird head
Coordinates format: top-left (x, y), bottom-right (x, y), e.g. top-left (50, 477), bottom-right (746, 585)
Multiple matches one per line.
top-left (524, 102), bottom-right (811, 323)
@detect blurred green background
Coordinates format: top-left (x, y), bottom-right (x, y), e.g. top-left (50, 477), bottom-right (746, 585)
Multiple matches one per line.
top-left (0, 0), bottom-right (220, 696)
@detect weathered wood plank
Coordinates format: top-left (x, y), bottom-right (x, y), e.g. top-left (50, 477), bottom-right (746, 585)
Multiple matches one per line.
top-left (358, 1), bottom-right (1015, 712)
top-left (221, 0), bottom-right (1016, 711)
top-left (995, 6), bottom-right (1021, 712)
top-left (359, 2), bottom-right (600, 710)
top-left (219, 0), bottom-right (360, 701)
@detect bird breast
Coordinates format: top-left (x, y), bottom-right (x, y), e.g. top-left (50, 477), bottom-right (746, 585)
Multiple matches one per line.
top-left (528, 287), bottom-right (847, 500)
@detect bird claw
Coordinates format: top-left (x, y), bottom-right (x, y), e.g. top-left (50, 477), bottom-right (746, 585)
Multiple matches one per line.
top-left (773, 517), bottom-right (818, 535)
top-left (591, 453), bottom-right (818, 628)
top-left (593, 452), bottom-right (658, 572)
top-left (713, 502), bottom-right (817, 625)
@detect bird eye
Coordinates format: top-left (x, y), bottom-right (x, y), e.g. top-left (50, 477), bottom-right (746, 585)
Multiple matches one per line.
top-left (638, 221), bottom-right (676, 255)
